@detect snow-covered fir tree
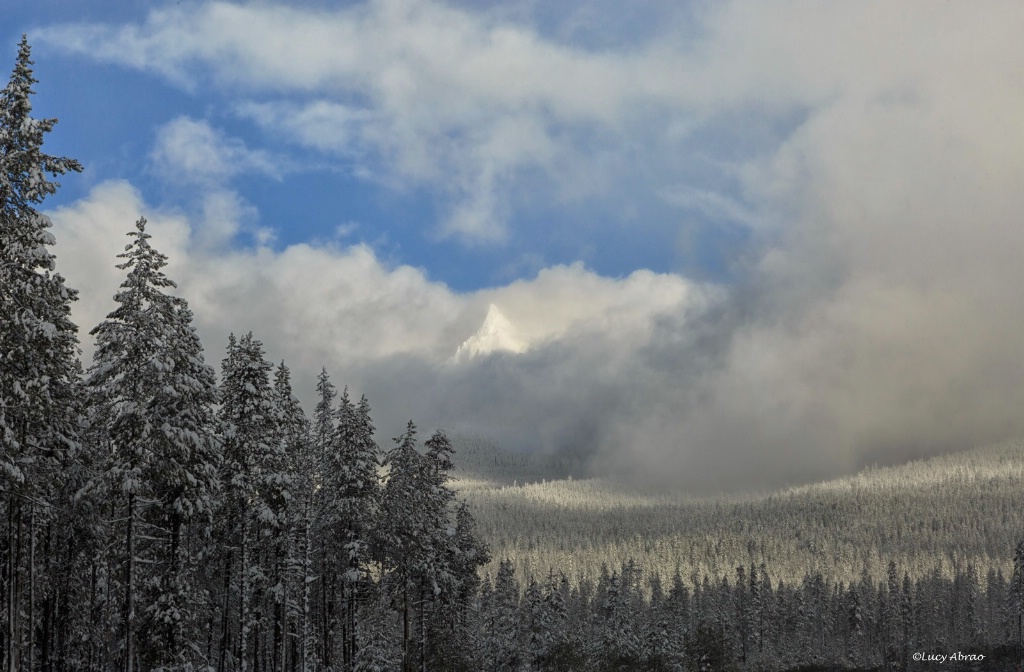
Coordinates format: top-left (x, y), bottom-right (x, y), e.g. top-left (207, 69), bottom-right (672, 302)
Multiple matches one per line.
top-left (0, 36), bottom-right (82, 672)
top-left (451, 500), bottom-right (490, 624)
top-left (353, 593), bottom-right (401, 672)
top-left (271, 362), bottom-right (310, 672)
top-left (87, 217), bottom-right (219, 671)
top-left (328, 386), bottom-right (380, 670)
top-left (215, 332), bottom-right (292, 672)
top-left (591, 568), bottom-right (643, 671)
top-left (376, 422), bottom-right (450, 671)
top-left (479, 559), bottom-right (521, 672)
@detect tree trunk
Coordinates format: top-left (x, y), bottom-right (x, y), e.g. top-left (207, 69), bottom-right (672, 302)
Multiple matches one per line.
top-left (218, 551), bottom-right (232, 672)
top-left (321, 568), bottom-right (330, 670)
top-left (27, 504), bottom-right (34, 672)
top-left (39, 522), bottom-right (52, 672)
top-left (300, 501), bottom-right (311, 672)
top-left (207, 613), bottom-right (215, 672)
top-left (6, 501), bottom-right (18, 672)
top-left (418, 582), bottom-right (426, 672)
top-left (252, 621), bottom-right (261, 672)
top-left (274, 568), bottom-right (284, 672)
top-left (348, 581), bottom-right (357, 672)
top-left (88, 560), bottom-right (97, 671)
top-left (402, 574), bottom-right (409, 672)
top-left (240, 523), bottom-right (249, 672)
top-left (124, 493), bottom-right (135, 672)
top-left (0, 514), bottom-right (6, 672)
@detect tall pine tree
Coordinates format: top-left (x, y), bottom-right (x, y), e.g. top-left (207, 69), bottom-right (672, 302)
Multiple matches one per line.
top-left (0, 36), bottom-right (82, 672)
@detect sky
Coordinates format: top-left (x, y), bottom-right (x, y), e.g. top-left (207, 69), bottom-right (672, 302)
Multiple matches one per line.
top-left (5, 1), bottom-right (1024, 491)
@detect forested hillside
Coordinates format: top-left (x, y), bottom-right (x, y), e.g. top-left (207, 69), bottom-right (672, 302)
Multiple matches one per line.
top-left (450, 437), bottom-right (1024, 670)
top-left (453, 435), bottom-right (1024, 590)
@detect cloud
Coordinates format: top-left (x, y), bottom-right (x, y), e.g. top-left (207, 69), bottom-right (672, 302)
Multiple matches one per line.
top-left (234, 101), bottom-right (372, 159)
top-left (384, 2), bottom-right (1024, 490)
top-left (48, 180), bottom-right (698, 445)
top-left (35, 1), bottom-right (721, 244)
top-left (39, 2), bottom-right (1024, 491)
top-left (195, 189), bottom-right (259, 249)
top-left (585, 3), bottom-right (1024, 490)
top-left (151, 116), bottom-right (281, 184)
top-left (148, 117), bottom-right (282, 249)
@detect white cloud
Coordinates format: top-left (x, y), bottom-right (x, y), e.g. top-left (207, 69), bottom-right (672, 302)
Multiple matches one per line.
top-left (35, 1), bottom-right (702, 243)
top-left (481, 263), bottom-right (694, 345)
top-left (196, 189), bottom-right (257, 249)
top-left (234, 101), bottom-right (372, 158)
top-left (151, 116), bottom-right (281, 184)
top-left (148, 117), bottom-right (283, 250)
top-left (48, 180), bottom-right (698, 426)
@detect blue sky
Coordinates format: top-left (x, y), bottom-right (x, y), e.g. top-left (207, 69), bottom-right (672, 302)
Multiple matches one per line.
top-left (7, 0), bottom-right (755, 292)
top-left (6, 1), bottom-right (1024, 489)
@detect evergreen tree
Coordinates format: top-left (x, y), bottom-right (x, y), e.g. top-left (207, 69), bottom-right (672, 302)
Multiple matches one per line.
top-left (732, 565), bottom-right (749, 665)
top-left (375, 421), bottom-right (421, 671)
top-left (309, 369), bottom-right (341, 668)
top-left (375, 424), bottom-right (465, 671)
top-left (271, 362), bottom-right (309, 672)
top-left (305, 371), bottom-right (383, 672)
top-left (845, 583), bottom-right (864, 666)
top-left (884, 560), bottom-right (902, 669)
top-left (663, 569), bottom-right (690, 667)
top-left (523, 576), bottom-right (544, 669)
top-left (592, 569), bottom-right (643, 671)
top-left (544, 571), bottom-right (583, 671)
top-left (311, 368), bottom-right (336, 475)
top-left (986, 567), bottom-right (1007, 647)
top-left (308, 367), bottom-right (336, 670)
top-left (479, 559), bottom-right (520, 672)
top-left (451, 500), bottom-right (490, 623)
top-left (215, 332), bottom-right (289, 672)
top-left (0, 35), bottom-right (82, 672)
top-left (332, 388), bottom-right (380, 671)
top-left (900, 573), bottom-right (914, 672)
top-left (87, 217), bottom-right (219, 671)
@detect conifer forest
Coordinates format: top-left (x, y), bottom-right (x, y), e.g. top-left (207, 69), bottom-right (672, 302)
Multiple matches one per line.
top-left (4, 37), bottom-right (1024, 672)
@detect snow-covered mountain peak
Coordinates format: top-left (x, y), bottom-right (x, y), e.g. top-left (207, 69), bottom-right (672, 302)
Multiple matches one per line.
top-left (453, 304), bottom-right (527, 361)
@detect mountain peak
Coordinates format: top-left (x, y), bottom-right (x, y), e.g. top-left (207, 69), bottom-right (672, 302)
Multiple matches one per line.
top-left (453, 304), bottom-right (527, 362)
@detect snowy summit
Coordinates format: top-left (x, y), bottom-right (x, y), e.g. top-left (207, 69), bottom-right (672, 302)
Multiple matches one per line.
top-left (453, 304), bottom-right (527, 361)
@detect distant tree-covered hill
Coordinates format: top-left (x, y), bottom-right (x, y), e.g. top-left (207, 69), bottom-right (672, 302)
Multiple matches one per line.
top-left (453, 435), bottom-right (1024, 590)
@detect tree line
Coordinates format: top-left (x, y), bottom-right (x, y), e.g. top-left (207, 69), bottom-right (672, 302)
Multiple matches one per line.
top-left (453, 554), bottom-right (1024, 671)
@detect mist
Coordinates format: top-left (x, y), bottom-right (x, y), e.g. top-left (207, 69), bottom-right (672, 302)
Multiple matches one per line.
top-left (355, 7), bottom-right (1024, 490)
